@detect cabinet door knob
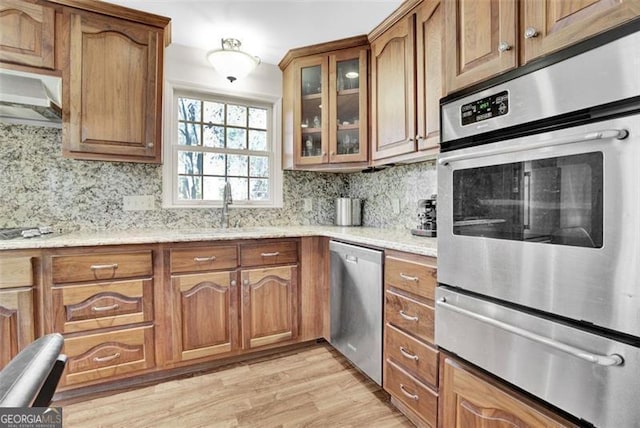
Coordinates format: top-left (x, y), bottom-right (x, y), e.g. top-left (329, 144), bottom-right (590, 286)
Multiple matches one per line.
top-left (330, 151), bottom-right (335, 156)
top-left (415, 135), bottom-right (423, 141)
top-left (498, 42), bottom-right (512, 52)
top-left (243, 279), bottom-right (249, 286)
top-left (147, 142), bottom-right (154, 148)
top-left (524, 27), bottom-right (539, 39)
top-left (230, 280), bottom-right (236, 287)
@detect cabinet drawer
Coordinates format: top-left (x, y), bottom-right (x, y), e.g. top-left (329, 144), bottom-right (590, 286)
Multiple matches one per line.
top-left (52, 279), bottom-right (153, 333)
top-left (385, 290), bottom-right (434, 344)
top-left (62, 326), bottom-right (155, 386)
top-left (385, 323), bottom-right (439, 388)
top-left (52, 251), bottom-right (153, 283)
top-left (385, 255), bottom-right (436, 301)
top-left (0, 257), bottom-right (33, 289)
top-left (385, 360), bottom-right (438, 427)
top-left (170, 246), bottom-right (237, 273)
top-left (240, 241), bottom-right (298, 267)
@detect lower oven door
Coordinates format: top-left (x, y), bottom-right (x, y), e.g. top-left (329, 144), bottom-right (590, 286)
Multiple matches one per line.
top-left (437, 113), bottom-right (640, 338)
top-left (435, 286), bottom-right (639, 428)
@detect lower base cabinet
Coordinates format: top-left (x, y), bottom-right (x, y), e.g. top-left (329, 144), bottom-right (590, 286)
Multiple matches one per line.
top-left (241, 265), bottom-right (298, 349)
top-left (62, 326), bottom-right (155, 387)
top-left (171, 271), bottom-right (238, 362)
top-left (440, 356), bottom-right (577, 428)
top-left (0, 288), bottom-right (34, 368)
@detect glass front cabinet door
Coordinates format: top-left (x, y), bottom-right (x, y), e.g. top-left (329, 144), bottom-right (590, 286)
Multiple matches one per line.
top-left (292, 46), bottom-right (368, 167)
top-left (329, 49), bottom-right (368, 163)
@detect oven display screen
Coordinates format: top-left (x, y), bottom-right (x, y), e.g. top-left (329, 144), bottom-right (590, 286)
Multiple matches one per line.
top-left (461, 91), bottom-right (509, 126)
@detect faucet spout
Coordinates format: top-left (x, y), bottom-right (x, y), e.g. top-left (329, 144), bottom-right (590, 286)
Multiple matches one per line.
top-left (221, 181), bottom-right (233, 228)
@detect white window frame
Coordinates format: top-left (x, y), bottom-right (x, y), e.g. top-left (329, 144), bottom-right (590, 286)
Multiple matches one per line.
top-left (162, 81), bottom-right (283, 208)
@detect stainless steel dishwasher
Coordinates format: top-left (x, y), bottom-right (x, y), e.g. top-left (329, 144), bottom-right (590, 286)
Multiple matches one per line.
top-left (329, 240), bottom-right (383, 385)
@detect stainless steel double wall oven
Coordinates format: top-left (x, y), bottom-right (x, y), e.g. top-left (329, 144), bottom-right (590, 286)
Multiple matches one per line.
top-left (436, 22), bottom-right (640, 428)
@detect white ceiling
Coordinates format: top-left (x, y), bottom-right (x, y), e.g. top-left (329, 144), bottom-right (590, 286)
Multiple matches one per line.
top-left (103, 1), bottom-right (403, 66)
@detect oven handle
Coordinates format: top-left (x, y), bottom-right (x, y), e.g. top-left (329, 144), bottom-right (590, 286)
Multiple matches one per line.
top-left (438, 129), bottom-right (628, 166)
top-left (437, 297), bottom-right (624, 367)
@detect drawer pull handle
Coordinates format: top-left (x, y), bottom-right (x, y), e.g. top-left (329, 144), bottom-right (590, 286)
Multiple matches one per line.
top-left (260, 252), bottom-right (280, 257)
top-left (399, 384), bottom-right (419, 401)
top-left (399, 347), bottom-right (419, 361)
top-left (90, 264), bottom-right (118, 271)
top-left (193, 256), bottom-right (217, 262)
top-left (399, 310), bottom-right (419, 322)
top-left (93, 352), bottom-right (121, 363)
top-left (92, 304), bottom-right (120, 312)
top-left (399, 273), bottom-right (418, 282)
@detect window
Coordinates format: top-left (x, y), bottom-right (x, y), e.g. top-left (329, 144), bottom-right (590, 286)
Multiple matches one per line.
top-left (164, 88), bottom-right (282, 208)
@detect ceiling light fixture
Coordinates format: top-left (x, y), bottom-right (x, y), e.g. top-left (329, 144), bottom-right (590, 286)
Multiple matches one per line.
top-left (206, 38), bottom-right (260, 83)
top-left (345, 71), bottom-right (359, 79)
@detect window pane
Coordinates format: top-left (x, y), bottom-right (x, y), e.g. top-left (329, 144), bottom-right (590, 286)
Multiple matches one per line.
top-left (229, 177), bottom-right (248, 200)
top-left (249, 107), bottom-right (267, 129)
top-left (203, 153), bottom-right (225, 176)
top-left (203, 176), bottom-right (226, 200)
top-left (248, 130), bottom-right (267, 151)
top-left (178, 98), bottom-right (201, 121)
top-left (178, 122), bottom-right (201, 146)
top-left (178, 176), bottom-right (202, 200)
top-left (227, 154), bottom-right (248, 176)
top-left (250, 179), bottom-right (269, 200)
top-left (204, 101), bottom-right (224, 124)
top-left (227, 128), bottom-right (247, 149)
top-left (203, 125), bottom-right (225, 148)
top-left (227, 104), bottom-right (247, 127)
top-left (250, 156), bottom-right (269, 177)
top-left (178, 151), bottom-right (202, 175)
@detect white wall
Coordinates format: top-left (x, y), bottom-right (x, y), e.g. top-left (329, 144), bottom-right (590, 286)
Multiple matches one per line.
top-left (164, 43), bottom-right (282, 99)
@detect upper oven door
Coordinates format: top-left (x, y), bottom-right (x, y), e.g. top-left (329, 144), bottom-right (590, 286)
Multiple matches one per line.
top-left (437, 113), bottom-right (640, 337)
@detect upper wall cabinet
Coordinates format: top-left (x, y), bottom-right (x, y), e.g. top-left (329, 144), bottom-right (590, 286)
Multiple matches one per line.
top-left (0, 0), bottom-right (56, 69)
top-left (521, 0), bottom-right (640, 63)
top-left (280, 37), bottom-right (369, 171)
top-left (370, 11), bottom-right (415, 161)
top-left (444, 0), bottom-right (517, 94)
top-left (444, 0), bottom-right (640, 94)
top-left (61, 8), bottom-right (166, 163)
top-left (369, 0), bottom-right (443, 163)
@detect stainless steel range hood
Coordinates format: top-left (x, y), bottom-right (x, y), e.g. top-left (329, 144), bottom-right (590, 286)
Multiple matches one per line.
top-left (0, 69), bottom-right (62, 128)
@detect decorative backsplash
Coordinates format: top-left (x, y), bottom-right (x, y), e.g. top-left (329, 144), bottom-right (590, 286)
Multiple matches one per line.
top-left (0, 124), bottom-right (436, 231)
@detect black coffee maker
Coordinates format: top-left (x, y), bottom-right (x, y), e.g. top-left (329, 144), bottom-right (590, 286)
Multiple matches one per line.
top-left (410, 195), bottom-right (436, 237)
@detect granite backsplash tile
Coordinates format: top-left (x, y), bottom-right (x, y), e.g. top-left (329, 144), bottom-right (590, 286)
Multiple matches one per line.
top-left (0, 124), bottom-right (436, 232)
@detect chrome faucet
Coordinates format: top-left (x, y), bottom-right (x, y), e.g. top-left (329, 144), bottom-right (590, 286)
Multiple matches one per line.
top-left (221, 181), bottom-right (233, 228)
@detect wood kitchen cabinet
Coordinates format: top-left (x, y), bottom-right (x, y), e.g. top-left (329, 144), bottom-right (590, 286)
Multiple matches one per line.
top-left (168, 245), bottom-right (239, 363)
top-left (369, 0), bottom-right (443, 163)
top-left (383, 250), bottom-right (439, 427)
top-left (240, 265), bottom-right (298, 350)
top-left (444, 0), bottom-right (518, 94)
top-left (0, 0), bottom-right (56, 69)
top-left (444, 0), bottom-right (640, 93)
top-left (0, 256), bottom-right (35, 369)
top-left (60, 7), bottom-right (167, 163)
top-left (280, 37), bottom-right (369, 171)
top-left (440, 356), bottom-right (577, 428)
top-left (370, 10), bottom-right (415, 161)
top-left (44, 246), bottom-right (157, 389)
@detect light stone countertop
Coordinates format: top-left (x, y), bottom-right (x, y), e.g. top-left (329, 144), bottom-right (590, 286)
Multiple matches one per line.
top-left (0, 226), bottom-right (437, 257)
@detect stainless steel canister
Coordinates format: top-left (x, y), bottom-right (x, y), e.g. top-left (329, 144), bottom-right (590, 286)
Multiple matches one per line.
top-left (335, 198), bottom-right (362, 226)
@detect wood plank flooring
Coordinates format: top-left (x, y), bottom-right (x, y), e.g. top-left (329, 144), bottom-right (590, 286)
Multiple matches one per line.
top-left (60, 343), bottom-right (413, 427)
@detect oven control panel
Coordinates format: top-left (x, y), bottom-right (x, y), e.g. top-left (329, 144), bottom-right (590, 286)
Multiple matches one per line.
top-left (461, 91), bottom-right (509, 126)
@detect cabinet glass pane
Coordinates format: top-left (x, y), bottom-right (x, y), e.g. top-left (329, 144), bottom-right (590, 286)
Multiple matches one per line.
top-left (301, 65), bottom-right (322, 158)
top-left (336, 58), bottom-right (360, 156)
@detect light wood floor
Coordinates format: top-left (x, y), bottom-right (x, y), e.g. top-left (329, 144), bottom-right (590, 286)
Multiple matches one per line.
top-left (60, 343), bottom-right (413, 427)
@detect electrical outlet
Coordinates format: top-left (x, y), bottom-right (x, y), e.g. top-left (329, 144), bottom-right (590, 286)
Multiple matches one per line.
top-left (303, 198), bottom-right (313, 212)
top-left (391, 198), bottom-right (400, 214)
top-left (123, 195), bottom-right (155, 211)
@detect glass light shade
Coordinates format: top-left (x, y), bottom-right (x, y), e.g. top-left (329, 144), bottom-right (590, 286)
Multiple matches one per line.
top-left (207, 38), bottom-right (260, 83)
